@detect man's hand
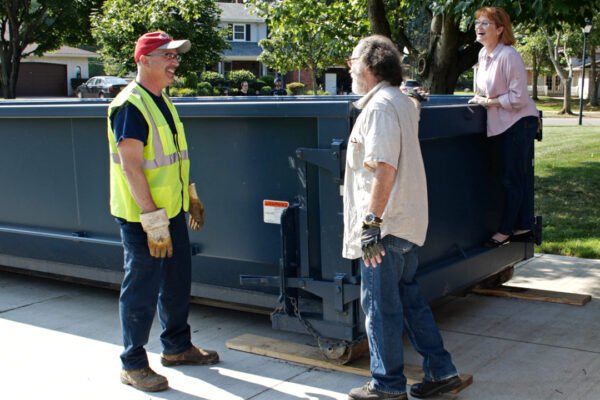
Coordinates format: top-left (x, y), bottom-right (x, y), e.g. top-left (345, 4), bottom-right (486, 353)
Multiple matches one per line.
top-left (188, 183), bottom-right (204, 231)
top-left (140, 208), bottom-right (173, 258)
top-left (361, 220), bottom-right (385, 267)
top-left (468, 95), bottom-right (489, 108)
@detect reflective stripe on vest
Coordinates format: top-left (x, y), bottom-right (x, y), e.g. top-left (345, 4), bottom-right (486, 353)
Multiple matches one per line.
top-left (109, 87), bottom-right (189, 169)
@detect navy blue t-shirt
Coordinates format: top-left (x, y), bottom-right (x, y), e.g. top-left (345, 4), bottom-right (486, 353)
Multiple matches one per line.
top-left (111, 83), bottom-right (178, 145)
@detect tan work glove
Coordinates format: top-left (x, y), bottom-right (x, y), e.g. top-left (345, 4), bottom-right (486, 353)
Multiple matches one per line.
top-left (139, 208), bottom-right (173, 258)
top-left (188, 183), bottom-right (205, 231)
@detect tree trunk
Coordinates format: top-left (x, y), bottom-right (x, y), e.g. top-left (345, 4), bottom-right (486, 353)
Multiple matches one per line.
top-left (0, 52), bottom-right (8, 98)
top-left (8, 55), bottom-right (19, 99)
top-left (1, 7), bottom-right (23, 99)
top-left (543, 30), bottom-right (574, 115)
top-left (532, 53), bottom-right (539, 100)
top-left (422, 14), bottom-right (479, 94)
top-left (590, 44), bottom-right (598, 106)
top-left (367, 0), bottom-right (391, 38)
top-left (309, 61), bottom-right (318, 95)
top-left (0, 55), bottom-right (18, 99)
top-left (560, 77), bottom-right (574, 115)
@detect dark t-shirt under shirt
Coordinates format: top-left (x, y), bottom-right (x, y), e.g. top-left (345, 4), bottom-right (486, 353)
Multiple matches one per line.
top-left (111, 83), bottom-right (178, 145)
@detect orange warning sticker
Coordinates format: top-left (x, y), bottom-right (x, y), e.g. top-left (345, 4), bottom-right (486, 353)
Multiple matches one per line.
top-left (263, 200), bottom-right (289, 224)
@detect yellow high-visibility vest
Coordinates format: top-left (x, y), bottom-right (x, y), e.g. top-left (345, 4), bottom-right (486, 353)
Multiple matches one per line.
top-left (108, 81), bottom-right (190, 222)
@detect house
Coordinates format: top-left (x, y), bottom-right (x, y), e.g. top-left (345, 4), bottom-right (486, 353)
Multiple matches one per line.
top-left (572, 54), bottom-right (600, 98)
top-left (16, 45), bottom-right (99, 97)
top-left (523, 49), bottom-right (600, 98)
top-left (215, 1), bottom-right (325, 91)
top-left (215, 1), bottom-right (269, 78)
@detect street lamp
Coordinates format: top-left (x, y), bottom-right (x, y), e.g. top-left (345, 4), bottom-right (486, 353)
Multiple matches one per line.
top-left (579, 20), bottom-right (593, 126)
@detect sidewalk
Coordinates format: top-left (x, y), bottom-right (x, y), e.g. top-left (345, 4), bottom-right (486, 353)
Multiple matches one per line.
top-left (543, 110), bottom-right (600, 126)
top-left (2, 254), bottom-right (600, 400)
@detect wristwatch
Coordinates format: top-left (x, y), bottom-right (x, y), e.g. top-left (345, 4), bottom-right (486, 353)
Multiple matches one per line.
top-left (364, 212), bottom-right (383, 224)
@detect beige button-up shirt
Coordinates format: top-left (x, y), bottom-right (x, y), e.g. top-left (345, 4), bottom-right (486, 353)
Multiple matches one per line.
top-left (342, 82), bottom-right (428, 259)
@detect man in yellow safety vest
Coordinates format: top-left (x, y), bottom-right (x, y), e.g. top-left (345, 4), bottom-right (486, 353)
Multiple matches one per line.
top-left (108, 31), bottom-right (218, 393)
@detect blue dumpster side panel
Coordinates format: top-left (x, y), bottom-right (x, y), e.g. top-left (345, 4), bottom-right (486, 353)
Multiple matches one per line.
top-left (0, 97), bottom-right (535, 340)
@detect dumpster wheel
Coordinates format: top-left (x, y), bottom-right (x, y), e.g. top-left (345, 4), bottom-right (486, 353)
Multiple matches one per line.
top-left (318, 337), bottom-right (369, 365)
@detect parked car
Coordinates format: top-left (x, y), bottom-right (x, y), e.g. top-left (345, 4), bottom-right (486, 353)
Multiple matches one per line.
top-left (75, 76), bottom-right (128, 99)
top-left (400, 79), bottom-right (423, 94)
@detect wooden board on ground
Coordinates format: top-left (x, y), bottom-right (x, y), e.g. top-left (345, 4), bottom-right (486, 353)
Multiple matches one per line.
top-left (226, 334), bottom-right (472, 394)
top-left (472, 285), bottom-right (591, 306)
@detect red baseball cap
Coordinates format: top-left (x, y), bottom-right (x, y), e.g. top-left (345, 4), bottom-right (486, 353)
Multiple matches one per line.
top-left (134, 31), bottom-right (191, 63)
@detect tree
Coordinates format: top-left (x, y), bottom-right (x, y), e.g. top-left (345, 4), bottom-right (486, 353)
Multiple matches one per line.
top-left (247, 0), bottom-right (368, 92)
top-left (91, 0), bottom-right (228, 77)
top-left (367, 0), bottom-right (600, 94)
top-left (0, 0), bottom-right (102, 99)
top-left (585, 15), bottom-right (600, 106)
top-left (543, 24), bottom-right (583, 114)
top-left (368, 0), bottom-right (495, 93)
top-left (515, 27), bottom-right (551, 100)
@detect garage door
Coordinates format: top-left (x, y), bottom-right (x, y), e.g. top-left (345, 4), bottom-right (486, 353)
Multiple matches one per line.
top-left (17, 62), bottom-right (67, 97)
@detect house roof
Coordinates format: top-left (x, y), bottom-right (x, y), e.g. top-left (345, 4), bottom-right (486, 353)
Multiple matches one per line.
top-left (218, 2), bottom-right (262, 23)
top-left (23, 44), bottom-right (99, 58)
top-left (223, 41), bottom-right (262, 57)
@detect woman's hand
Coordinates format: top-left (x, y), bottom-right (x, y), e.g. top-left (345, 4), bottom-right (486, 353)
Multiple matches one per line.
top-left (468, 95), bottom-right (489, 108)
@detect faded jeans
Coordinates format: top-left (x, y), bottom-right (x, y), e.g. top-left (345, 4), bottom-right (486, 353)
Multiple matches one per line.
top-left (117, 211), bottom-right (193, 370)
top-left (360, 235), bottom-right (457, 394)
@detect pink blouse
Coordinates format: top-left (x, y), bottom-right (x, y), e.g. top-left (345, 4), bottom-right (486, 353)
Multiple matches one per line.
top-left (476, 43), bottom-right (538, 137)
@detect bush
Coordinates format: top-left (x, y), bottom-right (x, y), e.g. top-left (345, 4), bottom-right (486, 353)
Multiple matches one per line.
top-left (170, 88), bottom-right (196, 97)
top-left (183, 74), bottom-right (198, 89)
top-left (200, 71), bottom-right (225, 87)
top-left (286, 82), bottom-right (305, 95)
top-left (305, 89), bottom-right (330, 96)
top-left (196, 82), bottom-right (213, 96)
top-left (228, 70), bottom-right (256, 88)
top-left (260, 86), bottom-right (272, 95)
top-left (257, 75), bottom-right (275, 87)
top-left (172, 78), bottom-right (186, 88)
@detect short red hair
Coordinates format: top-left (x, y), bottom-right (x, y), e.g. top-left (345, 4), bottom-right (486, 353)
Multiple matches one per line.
top-left (476, 7), bottom-right (515, 46)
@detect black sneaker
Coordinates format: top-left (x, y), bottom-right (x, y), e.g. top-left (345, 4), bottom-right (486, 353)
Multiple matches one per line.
top-left (410, 375), bottom-right (462, 398)
top-left (348, 383), bottom-right (407, 400)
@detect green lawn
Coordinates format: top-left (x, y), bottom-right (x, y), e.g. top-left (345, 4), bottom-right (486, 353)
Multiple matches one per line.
top-left (451, 93), bottom-right (600, 113)
top-left (535, 126), bottom-right (600, 258)
top-left (534, 96), bottom-right (600, 113)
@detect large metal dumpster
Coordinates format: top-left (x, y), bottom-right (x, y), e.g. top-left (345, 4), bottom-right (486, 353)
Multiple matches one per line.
top-left (0, 96), bottom-right (540, 348)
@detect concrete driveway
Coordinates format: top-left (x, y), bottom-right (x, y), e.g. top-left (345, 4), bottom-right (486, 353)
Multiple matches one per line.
top-left (1, 254), bottom-right (600, 400)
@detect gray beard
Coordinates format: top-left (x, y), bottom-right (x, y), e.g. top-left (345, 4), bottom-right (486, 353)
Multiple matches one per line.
top-left (352, 78), bottom-right (367, 95)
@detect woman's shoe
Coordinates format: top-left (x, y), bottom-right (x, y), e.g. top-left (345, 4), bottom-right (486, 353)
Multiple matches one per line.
top-left (510, 230), bottom-right (533, 242)
top-left (483, 236), bottom-right (510, 248)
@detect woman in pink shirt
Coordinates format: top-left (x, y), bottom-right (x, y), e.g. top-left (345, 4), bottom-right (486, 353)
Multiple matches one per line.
top-left (469, 6), bottom-right (539, 248)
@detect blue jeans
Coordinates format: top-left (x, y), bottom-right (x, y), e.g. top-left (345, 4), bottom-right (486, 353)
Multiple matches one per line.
top-left (498, 116), bottom-right (538, 235)
top-left (117, 211), bottom-right (193, 370)
top-left (360, 235), bottom-right (457, 394)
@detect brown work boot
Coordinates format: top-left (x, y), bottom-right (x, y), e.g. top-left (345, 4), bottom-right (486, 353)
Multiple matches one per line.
top-left (161, 345), bottom-right (220, 366)
top-left (120, 367), bottom-right (168, 392)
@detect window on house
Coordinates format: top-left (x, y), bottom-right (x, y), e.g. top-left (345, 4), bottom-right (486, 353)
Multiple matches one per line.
top-left (233, 24), bottom-right (246, 41)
